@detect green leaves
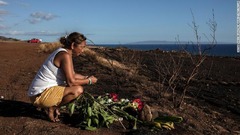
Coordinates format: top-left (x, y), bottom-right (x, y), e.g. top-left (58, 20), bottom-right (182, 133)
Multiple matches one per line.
top-left (68, 102), bottom-right (76, 116)
top-left (154, 116), bottom-right (183, 123)
top-left (152, 116), bottom-right (183, 130)
top-left (66, 92), bottom-right (183, 131)
top-left (67, 92), bottom-right (117, 130)
top-left (87, 106), bottom-right (92, 117)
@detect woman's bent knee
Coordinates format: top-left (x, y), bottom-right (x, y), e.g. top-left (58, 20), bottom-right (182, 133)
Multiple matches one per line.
top-left (64, 86), bottom-right (84, 97)
top-left (75, 86), bottom-right (83, 96)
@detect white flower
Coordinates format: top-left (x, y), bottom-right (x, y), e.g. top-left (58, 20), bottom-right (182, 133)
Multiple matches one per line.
top-left (118, 117), bottom-right (123, 121)
top-left (107, 99), bottom-right (113, 103)
top-left (132, 102), bottom-right (139, 109)
top-left (120, 98), bottom-right (125, 102)
top-left (120, 98), bottom-right (130, 103)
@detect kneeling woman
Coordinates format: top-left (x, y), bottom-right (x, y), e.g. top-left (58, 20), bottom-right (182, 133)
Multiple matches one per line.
top-left (28, 32), bottom-right (97, 122)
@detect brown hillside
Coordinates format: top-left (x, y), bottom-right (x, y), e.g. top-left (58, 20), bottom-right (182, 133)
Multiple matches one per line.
top-left (0, 42), bottom-right (239, 135)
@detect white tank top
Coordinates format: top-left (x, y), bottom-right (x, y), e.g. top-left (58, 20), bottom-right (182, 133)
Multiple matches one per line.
top-left (28, 48), bottom-right (67, 96)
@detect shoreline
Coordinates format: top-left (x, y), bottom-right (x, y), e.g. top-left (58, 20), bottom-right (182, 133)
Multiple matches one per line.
top-left (88, 44), bottom-right (240, 57)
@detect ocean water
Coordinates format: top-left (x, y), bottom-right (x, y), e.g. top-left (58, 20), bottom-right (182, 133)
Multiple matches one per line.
top-left (97, 44), bottom-right (240, 57)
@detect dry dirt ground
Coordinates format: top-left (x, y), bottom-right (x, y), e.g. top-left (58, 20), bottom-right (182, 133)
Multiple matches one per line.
top-left (0, 41), bottom-right (240, 135)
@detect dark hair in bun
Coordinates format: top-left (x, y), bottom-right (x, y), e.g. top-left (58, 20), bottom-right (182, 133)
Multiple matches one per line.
top-left (60, 32), bottom-right (86, 48)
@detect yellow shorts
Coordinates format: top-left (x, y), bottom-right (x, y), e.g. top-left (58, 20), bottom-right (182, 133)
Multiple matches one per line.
top-left (32, 86), bottom-right (65, 108)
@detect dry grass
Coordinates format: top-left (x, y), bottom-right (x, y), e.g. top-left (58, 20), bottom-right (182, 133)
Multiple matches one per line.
top-left (38, 42), bottom-right (63, 53)
top-left (38, 43), bottom-right (134, 75)
top-left (83, 48), bottom-right (135, 75)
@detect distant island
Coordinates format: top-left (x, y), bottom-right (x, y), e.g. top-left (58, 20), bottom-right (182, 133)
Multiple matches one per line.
top-left (128, 40), bottom-right (178, 44)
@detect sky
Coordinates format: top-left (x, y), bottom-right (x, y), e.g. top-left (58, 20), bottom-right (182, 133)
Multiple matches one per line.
top-left (0, 0), bottom-right (236, 44)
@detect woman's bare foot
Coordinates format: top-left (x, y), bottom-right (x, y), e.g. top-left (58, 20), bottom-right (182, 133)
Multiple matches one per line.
top-left (48, 107), bottom-right (56, 122)
top-left (47, 107), bottom-right (61, 122)
top-left (54, 108), bottom-right (60, 122)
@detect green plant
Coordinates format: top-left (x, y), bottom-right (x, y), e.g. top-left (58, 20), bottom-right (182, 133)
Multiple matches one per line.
top-left (66, 92), bottom-right (183, 131)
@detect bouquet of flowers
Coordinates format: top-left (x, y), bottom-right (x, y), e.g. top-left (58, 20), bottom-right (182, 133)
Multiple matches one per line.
top-left (66, 92), bottom-right (182, 131)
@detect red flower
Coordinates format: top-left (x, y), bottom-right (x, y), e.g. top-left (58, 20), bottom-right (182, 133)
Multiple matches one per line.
top-left (132, 98), bottom-right (143, 111)
top-left (109, 93), bottom-right (118, 102)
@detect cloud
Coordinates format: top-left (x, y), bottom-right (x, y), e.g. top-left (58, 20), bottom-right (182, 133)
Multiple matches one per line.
top-left (17, 2), bottom-right (30, 8)
top-left (0, 24), bottom-right (7, 29)
top-left (1, 30), bottom-right (64, 36)
top-left (0, 10), bottom-right (8, 15)
top-left (29, 12), bottom-right (58, 24)
top-left (0, 0), bottom-right (7, 6)
top-left (28, 18), bottom-right (41, 24)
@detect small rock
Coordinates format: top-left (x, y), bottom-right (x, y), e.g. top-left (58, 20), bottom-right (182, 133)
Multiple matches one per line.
top-left (214, 125), bottom-right (229, 133)
top-left (220, 81), bottom-right (228, 85)
top-left (139, 104), bottom-right (152, 121)
top-left (233, 131), bottom-right (240, 134)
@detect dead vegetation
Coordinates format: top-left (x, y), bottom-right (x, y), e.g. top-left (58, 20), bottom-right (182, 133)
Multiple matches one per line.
top-left (0, 41), bottom-right (240, 135)
top-left (38, 42), bottom-right (63, 53)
